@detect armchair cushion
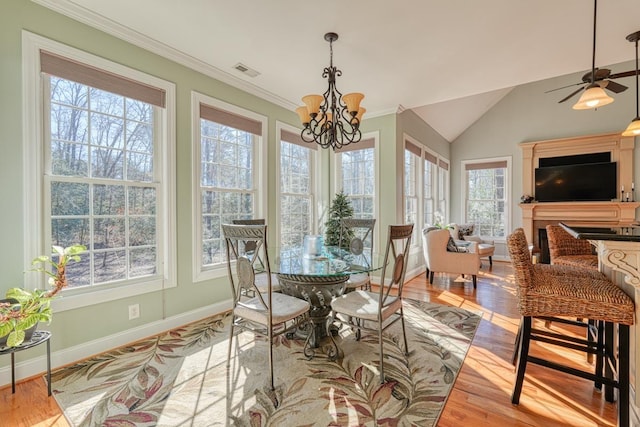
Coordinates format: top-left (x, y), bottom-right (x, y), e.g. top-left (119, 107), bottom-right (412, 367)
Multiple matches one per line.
top-left (446, 236), bottom-right (459, 252)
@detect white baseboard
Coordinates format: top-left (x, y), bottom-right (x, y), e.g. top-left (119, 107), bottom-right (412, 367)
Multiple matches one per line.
top-left (0, 299), bottom-right (232, 388)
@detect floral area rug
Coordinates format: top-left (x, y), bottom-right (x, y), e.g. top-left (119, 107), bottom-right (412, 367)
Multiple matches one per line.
top-left (50, 299), bottom-right (481, 426)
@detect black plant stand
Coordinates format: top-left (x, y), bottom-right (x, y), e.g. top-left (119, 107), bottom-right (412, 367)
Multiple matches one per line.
top-left (0, 330), bottom-right (51, 395)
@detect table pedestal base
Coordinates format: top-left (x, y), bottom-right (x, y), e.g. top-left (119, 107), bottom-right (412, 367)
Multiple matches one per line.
top-left (277, 274), bottom-right (347, 361)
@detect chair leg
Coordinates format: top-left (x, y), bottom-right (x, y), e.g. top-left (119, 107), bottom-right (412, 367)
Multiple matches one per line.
top-left (429, 271), bottom-right (434, 284)
top-left (268, 324), bottom-right (275, 394)
top-left (425, 268), bottom-right (430, 278)
top-left (619, 324), bottom-right (630, 427)
top-left (472, 275), bottom-right (477, 289)
top-left (512, 322), bottom-right (522, 366)
top-left (489, 256), bottom-right (493, 267)
top-left (400, 305), bottom-right (409, 357)
top-left (379, 320), bottom-right (385, 384)
top-left (595, 320), bottom-right (604, 390)
top-left (512, 316), bottom-right (532, 404)
top-left (226, 316), bottom-right (235, 368)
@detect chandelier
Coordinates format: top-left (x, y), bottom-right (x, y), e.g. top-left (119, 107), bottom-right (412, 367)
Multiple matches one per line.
top-left (296, 32), bottom-right (365, 150)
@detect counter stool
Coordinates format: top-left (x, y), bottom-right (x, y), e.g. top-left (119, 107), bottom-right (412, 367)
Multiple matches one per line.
top-left (507, 228), bottom-right (634, 426)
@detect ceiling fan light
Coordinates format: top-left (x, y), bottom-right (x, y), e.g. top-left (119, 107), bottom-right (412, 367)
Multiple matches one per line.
top-left (572, 85), bottom-right (614, 110)
top-left (622, 117), bottom-right (640, 136)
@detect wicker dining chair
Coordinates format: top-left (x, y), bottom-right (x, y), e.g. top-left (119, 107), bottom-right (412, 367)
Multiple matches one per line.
top-left (545, 224), bottom-right (598, 269)
top-left (507, 228), bottom-right (634, 426)
top-left (331, 224), bottom-right (413, 384)
top-left (223, 224), bottom-right (310, 395)
top-left (338, 218), bottom-right (376, 291)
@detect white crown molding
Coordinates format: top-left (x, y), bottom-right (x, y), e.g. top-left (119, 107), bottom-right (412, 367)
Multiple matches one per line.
top-left (32, 0), bottom-right (299, 111)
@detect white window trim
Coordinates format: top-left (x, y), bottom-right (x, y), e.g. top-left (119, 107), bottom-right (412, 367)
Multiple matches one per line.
top-left (191, 91), bottom-right (268, 282)
top-left (460, 156), bottom-right (512, 241)
top-left (22, 31), bottom-right (177, 311)
top-left (333, 131), bottom-right (380, 250)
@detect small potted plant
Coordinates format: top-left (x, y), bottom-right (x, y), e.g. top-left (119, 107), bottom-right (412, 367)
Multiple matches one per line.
top-left (0, 244), bottom-right (85, 347)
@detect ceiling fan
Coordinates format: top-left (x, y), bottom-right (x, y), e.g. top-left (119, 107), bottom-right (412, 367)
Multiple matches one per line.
top-left (547, 0), bottom-right (636, 108)
top-left (547, 68), bottom-right (634, 104)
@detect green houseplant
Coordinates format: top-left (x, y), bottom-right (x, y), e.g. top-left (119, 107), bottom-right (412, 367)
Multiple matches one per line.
top-left (0, 244), bottom-right (85, 347)
top-left (324, 190), bottom-right (355, 248)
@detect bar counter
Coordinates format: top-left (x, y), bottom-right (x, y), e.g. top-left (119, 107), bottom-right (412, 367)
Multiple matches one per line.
top-left (560, 222), bottom-right (640, 425)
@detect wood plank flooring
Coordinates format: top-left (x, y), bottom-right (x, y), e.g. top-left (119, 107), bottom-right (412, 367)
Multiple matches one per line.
top-left (0, 261), bottom-right (617, 426)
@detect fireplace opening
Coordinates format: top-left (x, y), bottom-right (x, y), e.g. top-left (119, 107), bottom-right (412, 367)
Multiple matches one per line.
top-left (538, 228), bottom-right (550, 264)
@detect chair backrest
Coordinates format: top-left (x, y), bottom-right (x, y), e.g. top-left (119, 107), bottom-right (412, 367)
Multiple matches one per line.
top-left (546, 224), bottom-right (593, 258)
top-left (231, 219), bottom-right (266, 269)
top-left (339, 218), bottom-right (376, 267)
top-left (222, 224), bottom-right (272, 310)
top-left (506, 228), bottom-right (534, 292)
top-left (378, 224), bottom-right (414, 306)
top-left (421, 226), bottom-right (441, 266)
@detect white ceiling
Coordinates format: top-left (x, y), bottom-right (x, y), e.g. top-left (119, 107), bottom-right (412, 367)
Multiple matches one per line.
top-left (38, 0), bottom-right (640, 141)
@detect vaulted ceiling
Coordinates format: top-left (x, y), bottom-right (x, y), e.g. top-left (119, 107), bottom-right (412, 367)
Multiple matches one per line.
top-left (39, 0), bottom-right (640, 141)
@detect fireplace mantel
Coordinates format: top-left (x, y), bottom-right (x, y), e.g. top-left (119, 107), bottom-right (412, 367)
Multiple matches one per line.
top-left (520, 133), bottom-right (637, 244)
top-left (521, 201), bottom-right (640, 243)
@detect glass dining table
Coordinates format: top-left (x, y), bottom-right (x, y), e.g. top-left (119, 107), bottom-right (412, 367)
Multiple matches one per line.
top-left (273, 244), bottom-right (384, 360)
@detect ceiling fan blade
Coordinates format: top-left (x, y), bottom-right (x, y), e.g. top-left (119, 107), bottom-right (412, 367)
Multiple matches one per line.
top-left (545, 82), bottom-right (585, 93)
top-left (602, 80), bottom-right (628, 93)
top-left (608, 69), bottom-right (639, 79)
top-left (558, 87), bottom-right (584, 103)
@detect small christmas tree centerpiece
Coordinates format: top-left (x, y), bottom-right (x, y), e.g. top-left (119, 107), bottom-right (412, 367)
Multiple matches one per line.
top-left (324, 190), bottom-right (354, 248)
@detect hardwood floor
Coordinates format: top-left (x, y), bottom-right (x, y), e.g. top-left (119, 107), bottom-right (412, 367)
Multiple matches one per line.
top-left (0, 261), bottom-right (617, 426)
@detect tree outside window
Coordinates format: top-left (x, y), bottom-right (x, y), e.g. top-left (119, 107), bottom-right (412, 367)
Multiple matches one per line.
top-left (464, 159), bottom-right (509, 238)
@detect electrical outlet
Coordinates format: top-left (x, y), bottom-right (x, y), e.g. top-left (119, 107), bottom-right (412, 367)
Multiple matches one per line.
top-left (128, 304), bottom-right (140, 320)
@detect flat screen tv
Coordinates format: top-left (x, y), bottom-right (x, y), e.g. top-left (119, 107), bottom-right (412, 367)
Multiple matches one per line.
top-left (534, 162), bottom-right (617, 202)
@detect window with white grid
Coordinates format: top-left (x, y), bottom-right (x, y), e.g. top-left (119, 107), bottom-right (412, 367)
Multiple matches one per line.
top-left (197, 100), bottom-right (263, 270)
top-left (279, 130), bottom-right (315, 250)
top-left (464, 159), bottom-right (509, 238)
top-left (24, 34), bottom-right (177, 303)
top-left (338, 138), bottom-right (375, 218)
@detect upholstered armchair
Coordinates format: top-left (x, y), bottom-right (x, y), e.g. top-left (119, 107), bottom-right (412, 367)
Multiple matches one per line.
top-left (422, 228), bottom-right (481, 288)
top-left (449, 223), bottom-right (496, 267)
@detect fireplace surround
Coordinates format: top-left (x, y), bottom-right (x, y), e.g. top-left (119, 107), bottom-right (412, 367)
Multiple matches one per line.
top-left (520, 133), bottom-right (638, 247)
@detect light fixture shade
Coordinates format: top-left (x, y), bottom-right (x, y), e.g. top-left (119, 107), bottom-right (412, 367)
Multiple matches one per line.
top-left (352, 107), bottom-right (366, 124)
top-left (302, 94), bottom-right (323, 116)
top-left (572, 85), bottom-right (614, 110)
top-left (622, 118), bottom-right (640, 136)
top-left (342, 92), bottom-right (364, 114)
top-left (296, 106), bottom-right (311, 125)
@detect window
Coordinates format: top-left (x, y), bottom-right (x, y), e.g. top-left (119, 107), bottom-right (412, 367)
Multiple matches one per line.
top-left (403, 137), bottom-right (449, 246)
top-left (423, 152), bottom-right (437, 227)
top-left (438, 158), bottom-right (450, 220)
top-left (404, 142), bottom-right (421, 245)
top-left (336, 137), bottom-right (376, 218)
top-left (192, 93), bottom-right (266, 280)
top-left (279, 128), bottom-right (316, 251)
top-left (24, 32), bottom-right (176, 307)
top-left (463, 158), bottom-right (510, 238)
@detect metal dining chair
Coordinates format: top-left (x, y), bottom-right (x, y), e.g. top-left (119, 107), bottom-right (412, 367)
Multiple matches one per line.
top-left (231, 218), bottom-right (281, 293)
top-left (338, 218), bottom-right (376, 291)
top-left (331, 224), bottom-right (413, 383)
top-left (223, 224), bottom-right (311, 396)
